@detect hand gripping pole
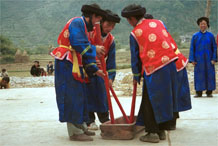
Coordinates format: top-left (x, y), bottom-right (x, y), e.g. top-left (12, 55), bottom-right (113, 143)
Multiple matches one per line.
top-left (94, 22), bottom-right (115, 123)
top-left (94, 22), bottom-right (130, 124)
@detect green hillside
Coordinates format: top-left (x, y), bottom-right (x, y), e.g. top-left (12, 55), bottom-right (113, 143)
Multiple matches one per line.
top-left (1, 0), bottom-right (218, 50)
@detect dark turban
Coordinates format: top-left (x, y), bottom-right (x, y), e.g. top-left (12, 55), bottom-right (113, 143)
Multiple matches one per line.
top-left (104, 10), bottom-right (121, 23)
top-left (81, 3), bottom-right (107, 18)
top-left (144, 14), bottom-right (153, 19)
top-left (121, 4), bottom-right (146, 18)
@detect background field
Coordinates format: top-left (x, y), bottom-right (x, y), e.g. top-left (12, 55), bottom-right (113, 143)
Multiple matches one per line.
top-left (1, 49), bottom-right (218, 95)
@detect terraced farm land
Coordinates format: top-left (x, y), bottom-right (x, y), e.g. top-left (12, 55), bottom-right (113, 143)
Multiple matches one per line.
top-left (1, 49), bottom-right (218, 95)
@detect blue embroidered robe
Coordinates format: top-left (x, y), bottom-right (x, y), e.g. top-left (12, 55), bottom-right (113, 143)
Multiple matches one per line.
top-left (130, 34), bottom-right (179, 123)
top-left (189, 31), bottom-right (217, 91)
top-left (54, 17), bottom-right (99, 124)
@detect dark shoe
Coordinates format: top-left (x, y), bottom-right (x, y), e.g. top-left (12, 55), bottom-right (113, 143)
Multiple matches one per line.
top-left (194, 94), bottom-right (202, 98)
top-left (157, 130), bottom-right (166, 140)
top-left (139, 133), bottom-right (159, 143)
top-left (69, 133), bottom-right (93, 141)
top-left (207, 94), bottom-right (213, 97)
top-left (168, 125), bottom-right (176, 130)
top-left (84, 130), bottom-right (95, 136)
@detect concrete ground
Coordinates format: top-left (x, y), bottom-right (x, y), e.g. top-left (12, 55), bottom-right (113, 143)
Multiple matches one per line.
top-left (0, 87), bottom-right (218, 146)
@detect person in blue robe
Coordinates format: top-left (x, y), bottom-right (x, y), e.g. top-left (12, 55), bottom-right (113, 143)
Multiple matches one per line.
top-left (53, 4), bottom-right (106, 141)
top-left (86, 10), bottom-right (120, 130)
top-left (130, 34), bottom-right (179, 141)
top-left (189, 17), bottom-right (217, 97)
top-left (121, 4), bottom-right (180, 143)
top-left (86, 42), bottom-right (115, 130)
top-left (136, 14), bottom-right (192, 130)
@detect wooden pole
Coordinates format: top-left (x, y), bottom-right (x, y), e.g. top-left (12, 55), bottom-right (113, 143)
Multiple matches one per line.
top-left (94, 22), bottom-right (115, 124)
top-left (110, 87), bottom-right (130, 123)
top-left (129, 82), bottom-right (137, 123)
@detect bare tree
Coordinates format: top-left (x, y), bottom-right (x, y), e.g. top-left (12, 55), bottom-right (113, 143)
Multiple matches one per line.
top-left (205, 0), bottom-right (212, 17)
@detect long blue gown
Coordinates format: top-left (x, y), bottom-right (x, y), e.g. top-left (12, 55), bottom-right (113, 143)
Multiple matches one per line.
top-left (130, 34), bottom-right (179, 124)
top-left (135, 22), bottom-right (192, 126)
top-left (189, 31), bottom-right (217, 91)
top-left (55, 17), bottom-right (99, 124)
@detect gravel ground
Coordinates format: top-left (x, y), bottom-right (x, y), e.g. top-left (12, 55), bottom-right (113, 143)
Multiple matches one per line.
top-left (8, 68), bottom-right (218, 96)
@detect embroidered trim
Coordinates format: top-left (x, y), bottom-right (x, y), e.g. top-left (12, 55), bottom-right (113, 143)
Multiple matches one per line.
top-left (144, 56), bottom-right (178, 75)
top-left (81, 45), bottom-right (91, 56)
top-left (85, 63), bottom-right (97, 68)
top-left (107, 69), bottom-right (116, 73)
top-left (177, 59), bottom-right (189, 72)
top-left (133, 73), bottom-right (140, 76)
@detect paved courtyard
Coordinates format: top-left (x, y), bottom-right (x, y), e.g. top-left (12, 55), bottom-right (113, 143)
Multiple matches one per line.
top-left (0, 87), bottom-right (218, 146)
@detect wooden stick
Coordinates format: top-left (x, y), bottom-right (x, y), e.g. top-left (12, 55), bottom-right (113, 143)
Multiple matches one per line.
top-left (130, 82), bottom-right (137, 123)
top-left (110, 87), bottom-right (130, 123)
top-left (94, 22), bottom-right (115, 124)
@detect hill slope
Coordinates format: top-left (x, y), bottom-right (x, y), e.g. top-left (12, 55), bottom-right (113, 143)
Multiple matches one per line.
top-left (1, 0), bottom-right (217, 49)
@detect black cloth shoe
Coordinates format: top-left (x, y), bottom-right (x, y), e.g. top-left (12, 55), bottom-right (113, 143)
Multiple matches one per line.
top-left (157, 130), bottom-right (166, 140)
top-left (139, 133), bottom-right (160, 143)
top-left (84, 130), bottom-right (95, 136)
top-left (70, 133), bottom-right (93, 141)
top-left (169, 125), bottom-right (176, 130)
top-left (207, 94), bottom-right (213, 97)
top-left (194, 94), bottom-right (202, 98)
top-left (194, 91), bottom-right (202, 97)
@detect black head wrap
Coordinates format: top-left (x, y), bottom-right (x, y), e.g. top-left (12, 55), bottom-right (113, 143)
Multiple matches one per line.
top-left (144, 14), bottom-right (153, 19)
top-left (121, 4), bottom-right (146, 18)
top-left (104, 9), bottom-right (121, 23)
top-left (81, 3), bottom-right (107, 18)
top-left (81, 3), bottom-right (107, 32)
